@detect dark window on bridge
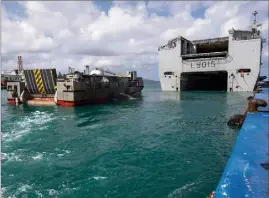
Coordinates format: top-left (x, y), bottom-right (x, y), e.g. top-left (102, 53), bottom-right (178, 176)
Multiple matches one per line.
top-left (14, 85), bottom-right (17, 91)
top-left (164, 72), bottom-right (173, 75)
top-left (7, 85), bottom-right (12, 90)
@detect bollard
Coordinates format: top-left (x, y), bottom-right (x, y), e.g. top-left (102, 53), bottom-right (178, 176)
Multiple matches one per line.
top-left (227, 114), bottom-right (245, 129)
top-left (228, 98), bottom-right (266, 128)
top-left (255, 98), bottom-right (267, 107)
top-left (207, 191), bottom-right (215, 198)
top-left (248, 99), bottom-right (258, 112)
top-left (248, 98), bottom-right (267, 113)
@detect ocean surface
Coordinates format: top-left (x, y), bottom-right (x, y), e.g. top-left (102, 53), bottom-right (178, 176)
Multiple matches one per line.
top-left (1, 81), bottom-right (252, 198)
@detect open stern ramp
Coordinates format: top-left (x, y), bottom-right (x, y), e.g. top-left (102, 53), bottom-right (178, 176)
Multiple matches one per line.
top-left (23, 69), bottom-right (57, 94)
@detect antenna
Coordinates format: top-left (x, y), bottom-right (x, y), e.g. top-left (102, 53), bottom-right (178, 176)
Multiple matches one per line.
top-left (250, 10), bottom-right (263, 37)
top-left (17, 56), bottom-right (23, 71)
top-left (85, 65), bottom-right (90, 74)
top-left (252, 10), bottom-right (258, 25)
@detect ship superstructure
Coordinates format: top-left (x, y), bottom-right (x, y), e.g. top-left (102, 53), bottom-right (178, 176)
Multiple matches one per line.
top-left (1, 71), bottom-right (22, 89)
top-left (158, 11), bottom-right (266, 92)
top-left (1, 56), bottom-right (23, 89)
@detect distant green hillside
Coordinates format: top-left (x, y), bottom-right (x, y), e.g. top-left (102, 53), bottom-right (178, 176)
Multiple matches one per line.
top-left (143, 79), bottom-right (160, 86)
top-left (143, 79), bottom-right (159, 83)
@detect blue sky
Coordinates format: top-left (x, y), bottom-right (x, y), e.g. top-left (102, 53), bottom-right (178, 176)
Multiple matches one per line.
top-left (3, 1), bottom-right (27, 18)
top-left (1, 1), bottom-right (268, 80)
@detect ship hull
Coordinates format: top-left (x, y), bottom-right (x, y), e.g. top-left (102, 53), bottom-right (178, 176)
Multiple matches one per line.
top-left (56, 88), bottom-right (143, 106)
top-left (56, 75), bottom-right (144, 107)
top-left (7, 98), bottom-right (17, 104)
top-left (57, 97), bottom-right (109, 106)
top-left (158, 30), bottom-right (263, 92)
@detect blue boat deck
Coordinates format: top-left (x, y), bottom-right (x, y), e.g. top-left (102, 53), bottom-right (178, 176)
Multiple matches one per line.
top-left (214, 88), bottom-right (269, 198)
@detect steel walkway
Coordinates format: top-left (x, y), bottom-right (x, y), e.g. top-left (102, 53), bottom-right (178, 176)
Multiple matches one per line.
top-left (214, 88), bottom-right (269, 197)
top-left (23, 69), bottom-right (57, 94)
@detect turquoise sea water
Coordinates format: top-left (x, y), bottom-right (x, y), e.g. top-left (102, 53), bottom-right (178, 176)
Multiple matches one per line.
top-left (1, 81), bottom-right (251, 198)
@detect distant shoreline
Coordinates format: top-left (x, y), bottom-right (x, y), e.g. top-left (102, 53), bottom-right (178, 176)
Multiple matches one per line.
top-left (144, 79), bottom-right (159, 83)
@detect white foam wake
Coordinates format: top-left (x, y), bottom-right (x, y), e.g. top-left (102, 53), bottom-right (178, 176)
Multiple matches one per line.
top-left (3, 111), bottom-right (56, 143)
top-left (89, 176), bottom-right (107, 180)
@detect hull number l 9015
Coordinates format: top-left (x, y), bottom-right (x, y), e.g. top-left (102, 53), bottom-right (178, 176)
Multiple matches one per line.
top-left (191, 61), bottom-right (216, 68)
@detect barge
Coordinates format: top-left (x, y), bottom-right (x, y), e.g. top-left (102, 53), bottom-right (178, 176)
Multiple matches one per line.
top-left (6, 65), bottom-right (144, 106)
top-left (56, 67), bottom-right (144, 106)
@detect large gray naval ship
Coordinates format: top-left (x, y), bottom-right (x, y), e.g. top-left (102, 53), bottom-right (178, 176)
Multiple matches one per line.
top-left (158, 11), bottom-right (266, 92)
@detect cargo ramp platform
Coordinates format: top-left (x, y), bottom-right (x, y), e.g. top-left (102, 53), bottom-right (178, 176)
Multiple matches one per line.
top-left (23, 68), bottom-right (57, 95)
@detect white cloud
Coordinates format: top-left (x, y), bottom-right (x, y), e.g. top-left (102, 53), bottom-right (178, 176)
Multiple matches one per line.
top-left (221, 16), bottom-right (250, 36)
top-left (1, 1), bottom-right (268, 80)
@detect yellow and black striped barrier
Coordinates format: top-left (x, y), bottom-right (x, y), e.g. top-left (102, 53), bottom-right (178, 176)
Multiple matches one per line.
top-left (24, 68), bottom-right (57, 94)
top-left (34, 69), bottom-right (45, 93)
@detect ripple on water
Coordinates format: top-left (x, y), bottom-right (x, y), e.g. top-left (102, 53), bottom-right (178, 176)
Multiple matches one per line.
top-left (168, 182), bottom-right (197, 198)
top-left (2, 149), bottom-right (72, 165)
top-left (89, 176), bottom-right (108, 181)
top-left (32, 153), bottom-right (43, 160)
top-left (2, 111), bottom-right (56, 143)
top-left (1, 152), bottom-right (22, 162)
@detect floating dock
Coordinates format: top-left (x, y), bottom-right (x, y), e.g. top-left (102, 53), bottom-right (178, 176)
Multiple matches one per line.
top-left (213, 88), bottom-right (269, 197)
top-left (6, 65), bottom-right (144, 106)
top-left (6, 68), bottom-right (57, 106)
